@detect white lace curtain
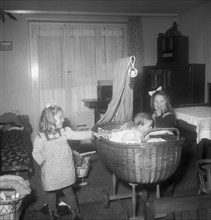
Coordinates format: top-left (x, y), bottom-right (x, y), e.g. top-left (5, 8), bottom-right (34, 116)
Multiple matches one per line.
top-left (29, 21), bottom-right (127, 131)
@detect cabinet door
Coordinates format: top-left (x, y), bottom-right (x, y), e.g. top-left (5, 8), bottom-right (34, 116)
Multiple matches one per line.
top-left (166, 65), bottom-right (190, 106)
top-left (142, 64), bottom-right (191, 112)
top-left (189, 64), bottom-right (205, 103)
top-left (137, 64), bottom-right (205, 116)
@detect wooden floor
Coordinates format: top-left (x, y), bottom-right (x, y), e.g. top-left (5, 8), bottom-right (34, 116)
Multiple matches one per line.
top-left (20, 152), bottom-right (201, 220)
top-left (6, 139), bottom-right (210, 220)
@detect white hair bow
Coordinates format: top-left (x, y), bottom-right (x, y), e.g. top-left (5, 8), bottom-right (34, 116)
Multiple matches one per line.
top-left (148, 86), bottom-right (162, 96)
top-left (46, 99), bottom-right (56, 108)
top-left (128, 56), bottom-right (138, 78)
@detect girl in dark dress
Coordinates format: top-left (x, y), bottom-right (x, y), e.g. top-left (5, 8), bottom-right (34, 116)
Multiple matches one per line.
top-left (149, 88), bottom-right (177, 196)
top-left (150, 89), bottom-right (176, 128)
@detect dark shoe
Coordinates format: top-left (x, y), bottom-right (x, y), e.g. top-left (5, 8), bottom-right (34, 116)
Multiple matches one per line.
top-left (40, 204), bottom-right (49, 215)
top-left (56, 202), bottom-right (71, 216)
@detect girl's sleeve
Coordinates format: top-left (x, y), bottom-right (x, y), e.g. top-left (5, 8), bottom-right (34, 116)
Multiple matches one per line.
top-left (65, 127), bottom-right (93, 140)
top-left (32, 136), bottom-right (45, 166)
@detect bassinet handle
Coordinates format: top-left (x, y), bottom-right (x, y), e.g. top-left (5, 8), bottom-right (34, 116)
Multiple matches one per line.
top-left (0, 185), bottom-right (17, 192)
top-left (141, 127), bottom-right (180, 142)
top-left (0, 185), bottom-right (19, 200)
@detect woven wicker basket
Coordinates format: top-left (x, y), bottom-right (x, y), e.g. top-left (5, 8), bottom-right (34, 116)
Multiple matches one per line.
top-left (94, 121), bottom-right (184, 184)
top-left (0, 194), bottom-right (24, 220)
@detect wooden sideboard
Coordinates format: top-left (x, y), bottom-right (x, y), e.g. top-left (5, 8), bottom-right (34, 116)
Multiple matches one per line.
top-left (82, 99), bottom-right (111, 124)
top-left (133, 63), bottom-right (205, 114)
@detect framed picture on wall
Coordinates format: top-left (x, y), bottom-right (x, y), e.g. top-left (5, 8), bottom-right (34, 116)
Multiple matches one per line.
top-left (0, 41), bottom-right (13, 51)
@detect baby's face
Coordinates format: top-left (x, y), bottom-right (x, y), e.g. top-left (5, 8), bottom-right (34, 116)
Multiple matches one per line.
top-left (138, 120), bottom-right (153, 133)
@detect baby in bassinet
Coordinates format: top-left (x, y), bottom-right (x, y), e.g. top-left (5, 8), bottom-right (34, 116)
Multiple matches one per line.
top-left (110, 113), bottom-right (154, 143)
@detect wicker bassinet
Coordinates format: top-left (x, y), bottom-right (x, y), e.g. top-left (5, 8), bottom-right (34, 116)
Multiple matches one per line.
top-left (94, 122), bottom-right (184, 184)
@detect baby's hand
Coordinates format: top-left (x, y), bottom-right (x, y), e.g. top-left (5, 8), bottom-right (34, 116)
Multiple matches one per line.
top-left (93, 132), bottom-right (101, 139)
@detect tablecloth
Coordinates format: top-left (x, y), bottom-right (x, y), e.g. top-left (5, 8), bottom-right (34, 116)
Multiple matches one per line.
top-left (175, 106), bottom-right (211, 143)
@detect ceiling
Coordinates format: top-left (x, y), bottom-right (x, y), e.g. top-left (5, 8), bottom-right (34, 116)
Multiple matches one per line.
top-left (0, 0), bottom-right (209, 15)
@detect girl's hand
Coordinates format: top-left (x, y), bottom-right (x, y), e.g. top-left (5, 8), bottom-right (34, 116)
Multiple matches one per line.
top-left (155, 106), bottom-right (162, 116)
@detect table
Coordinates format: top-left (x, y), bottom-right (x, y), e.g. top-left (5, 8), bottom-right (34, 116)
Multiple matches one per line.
top-left (175, 106), bottom-right (211, 144)
top-left (175, 106), bottom-right (211, 160)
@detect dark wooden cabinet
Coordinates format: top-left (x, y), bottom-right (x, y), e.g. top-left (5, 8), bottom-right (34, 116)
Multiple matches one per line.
top-left (208, 83), bottom-right (211, 105)
top-left (157, 35), bottom-right (189, 64)
top-left (133, 63), bottom-right (205, 114)
top-left (189, 64), bottom-right (205, 104)
top-left (133, 33), bottom-right (205, 117)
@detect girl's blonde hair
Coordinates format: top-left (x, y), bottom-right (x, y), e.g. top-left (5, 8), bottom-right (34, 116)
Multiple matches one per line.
top-left (39, 105), bottom-right (63, 132)
top-left (150, 90), bottom-right (173, 114)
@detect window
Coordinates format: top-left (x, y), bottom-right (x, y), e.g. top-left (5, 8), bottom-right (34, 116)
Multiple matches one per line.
top-left (29, 19), bottom-right (127, 128)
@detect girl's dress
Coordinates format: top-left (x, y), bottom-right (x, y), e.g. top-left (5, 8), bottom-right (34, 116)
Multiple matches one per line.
top-left (153, 112), bottom-right (176, 128)
top-left (33, 127), bottom-right (91, 191)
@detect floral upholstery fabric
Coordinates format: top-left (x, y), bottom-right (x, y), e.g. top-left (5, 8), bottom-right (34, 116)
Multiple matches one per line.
top-left (0, 130), bottom-right (33, 173)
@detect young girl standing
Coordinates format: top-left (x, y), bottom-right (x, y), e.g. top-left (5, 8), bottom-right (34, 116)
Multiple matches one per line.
top-left (150, 89), bottom-right (176, 128)
top-left (33, 103), bottom-right (94, 220)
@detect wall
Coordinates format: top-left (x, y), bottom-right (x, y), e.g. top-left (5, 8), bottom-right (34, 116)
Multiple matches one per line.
top-left (0, 22), bottom-right (2, 114)
top-left (0, 13), bottom-right (176, 130)
top-left (0, 14), bottom-right (33, 119)
top-left (179, 2), bottom-right (211, 101)
top-left (142, 16), bottom-right (177, 65)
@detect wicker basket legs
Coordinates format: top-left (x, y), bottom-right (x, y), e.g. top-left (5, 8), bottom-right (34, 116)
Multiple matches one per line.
top-left (129, 183), bottom-right (137, 219)
top-left (102, 173), bottom-right (149, 220)
top-left (196, 159), bottom-right (211, 194)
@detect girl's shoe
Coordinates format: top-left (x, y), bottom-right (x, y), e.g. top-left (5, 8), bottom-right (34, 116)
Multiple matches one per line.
top-left (40, 204), bottom-right (49, 215)
top-left (56, 202), bottom-right (71, 216)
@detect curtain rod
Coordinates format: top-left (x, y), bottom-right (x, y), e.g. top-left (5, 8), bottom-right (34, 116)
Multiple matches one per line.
top-left (5, 10), bottom-right (178, 17)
